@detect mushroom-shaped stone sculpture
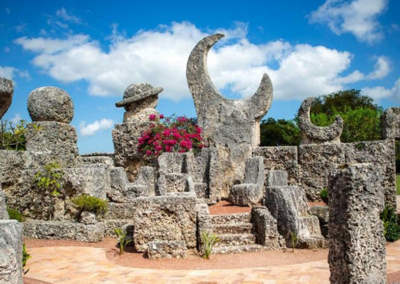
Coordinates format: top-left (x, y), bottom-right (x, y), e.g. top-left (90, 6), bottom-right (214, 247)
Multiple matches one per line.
top-left (298, 97), bottom-right (343, 144)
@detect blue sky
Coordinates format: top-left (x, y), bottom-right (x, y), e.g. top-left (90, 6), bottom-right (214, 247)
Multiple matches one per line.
top-left (1, 0), bottom-right (399, 154)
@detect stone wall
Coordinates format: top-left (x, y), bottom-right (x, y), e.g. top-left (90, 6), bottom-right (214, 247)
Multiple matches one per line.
top-left (328, 163), bottom-right (386, 283)
top-left (382, 107), bottom-right (400, 139)
top-left (0, 220), bottom-right (23, 284)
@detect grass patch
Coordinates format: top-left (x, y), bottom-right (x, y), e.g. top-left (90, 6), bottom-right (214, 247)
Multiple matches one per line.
top-left (396, 175), bottom-right (400, 195)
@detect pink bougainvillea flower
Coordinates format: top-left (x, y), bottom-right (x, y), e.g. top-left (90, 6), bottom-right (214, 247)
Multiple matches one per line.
top-left (149, 114), bottom-right (157, 121)
top-left (160, 114), bottom-right (165, 119)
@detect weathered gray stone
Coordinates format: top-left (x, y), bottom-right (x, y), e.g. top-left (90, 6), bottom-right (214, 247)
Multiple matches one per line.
top-left (267, 170), bottom-right (288, 186)
top-left (112, 121), bottom-right (156, 182)
top-left (78, 154), bottom-right (115, 168)
top-left (0, 77), bottom-right (13, 120)
top-left (254, 146), bottom-right (299, 186)
top-left (344, 139), bottom-right (396, 208)
top-left (132, 195), bottom-right (197, 252)
top-left (27, 86), bottom-right (74, 123)
top-left (328, 163), bottom-right (386, 284)
top-left (196, 203), bottom-right (212, 252)
top-left (299, 143), bottom-right (345, 201)
top-left (23, 221), bottom-right (106, 242)
top-left (64, 167), bottom-right (110, 199)
top-left (298, 97), bottom-right (343, 144)
top-left (25, 121), bottom-right (78, 167)
top-left (309, 205), bottom-right (329, 238)
top-left (229, 156), bottom-right (265, 206)
top-left (0, 220), bottom-right (23, 284)
top-left (79, 211), bottom-right (97, 225)
top-left (146, 240), bottom-right (187, 259)
top-left (251, 206), bottom-right (285, 249)
top-left (265, 185), bottom-right (324, 248)
top-left (382, 107), bottom-right (400, 139)
top-left (0, 185), bottom-right (8, 219)
top-left (187, 34), bottom-right (273, 198)
top-left (116, 83), bottom-right (162, 110)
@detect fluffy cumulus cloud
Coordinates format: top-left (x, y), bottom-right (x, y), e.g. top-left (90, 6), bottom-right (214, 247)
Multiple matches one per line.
top-left (14, 21), bottom-right (392, 101)
top-left (309, 0), bottom-right (388, 43)
top-left (0, 65), bottom-right (30, 81)
top-left (79, 118), bottom-right (114, 136)
top-left (362, 77), bottom-right (400, 100)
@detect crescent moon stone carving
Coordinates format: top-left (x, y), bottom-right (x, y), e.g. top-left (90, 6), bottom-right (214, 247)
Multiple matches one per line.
top-left (298, 97), bottom-right (343, 144)
top-left (186, 33), bottom-right (273, 148)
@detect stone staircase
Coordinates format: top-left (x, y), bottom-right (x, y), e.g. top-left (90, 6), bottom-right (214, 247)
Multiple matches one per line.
top-left (211, 213), bottom-right (265, 254)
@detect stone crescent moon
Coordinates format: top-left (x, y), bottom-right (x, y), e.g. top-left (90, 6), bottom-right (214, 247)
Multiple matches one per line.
top-left (298, 97), bottom-right (343, 143)
top-left (186, 33), bottom-right (273, 120)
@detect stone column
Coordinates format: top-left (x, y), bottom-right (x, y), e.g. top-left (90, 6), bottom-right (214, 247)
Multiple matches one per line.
top-left (328, 163), bottom-right (386, 284)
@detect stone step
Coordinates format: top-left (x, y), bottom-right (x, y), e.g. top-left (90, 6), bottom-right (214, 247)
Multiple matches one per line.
top-left (212, 223), bottom-right (253, 234)
top-left (215, 233), bottom-right (256, 247)
top-left (210, 213), bottom-right (251, 225)
top-left (213, 244), bottom-right (265, 254)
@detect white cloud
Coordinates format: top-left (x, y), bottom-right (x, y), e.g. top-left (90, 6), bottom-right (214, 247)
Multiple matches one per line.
top-left (10, 113), bottom-right (22, 125)
top-left (55, 8), bottom-right (82, 24)
top-left (0, 65), bottom-right (31, 81)
top-left (309, 0), bottom-right (388, 43)
top-left (0, 66), bottom-right (17, 79)
top-left (362, 77), bottom-right (400, 100)
top-left (79, 119), bottom-right (114, 136)
top-left (5, 8), bottom-right (10, 15)
top-left (14, 21), bottom-right (392, 102)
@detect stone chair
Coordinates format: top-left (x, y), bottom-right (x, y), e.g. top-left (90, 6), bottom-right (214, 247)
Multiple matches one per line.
top-left (228, 156), bottom-right (265, 206)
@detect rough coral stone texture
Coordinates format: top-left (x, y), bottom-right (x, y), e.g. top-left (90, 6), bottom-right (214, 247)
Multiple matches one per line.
top-left (132, 195), bottom-right (197, 252)
top-left (27, 86), bottom-right (74, 123)
top-left (196, 203), bottom-right (212, 252)
top-left (299, 143), bottom-right (345, 201)
top-left (298, 97), bottom-right (343, 144)
top-left (112, 121), bottom-right (156, 182)
top-left (344, 139), bottom-right (396, 208)
top-left (328, 163), bottom-right (386, 284)
top-left (229, 156), bottom-right (265, 206)
top-left (382, 107), bottom-right (400, 139)
top-left (25, 121), bottom-right (78, 167)
top-left (251, 206), bottom-right (285, 249)
top-left (146, 240), bottom-right (187, 259)
top-left (0, 77), bottom-right (13, 119)
top-left (309, 205), bottom-right (329, 238)
top-left (253, 146), bottom-right (299, 186)
top-left (187, 34), bottom-right (273, 198)
top-left (0, 185), bottom-right (9, 219)
top-left (0, 220), bottom-right (23, 284)
top-left (23, 221), bottom-right (106, 242)
top-left (116, 83), bottom-right (161, 109)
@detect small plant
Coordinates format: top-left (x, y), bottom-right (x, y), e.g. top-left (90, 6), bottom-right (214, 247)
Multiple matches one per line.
top-left (320, 188), bottom-right (329, 204)
top-left (34, 163), bottom-right (64, 196)
top-left (7, 207), bottom-right (25, 222)
top-left (114, 228), bottom-right (132, 255)
top-left (0, 119), bottom-right (41, 151)
top-left (72, 195), bottom-right (108, 217)
top-left (380, 205), bottom-right (400, 242)
top-left (22, 243), bottom-right (31, 275)
top-left (200, 231), bottom-right (221, 260)
top-left (290, 231), bottom-right (297, 252)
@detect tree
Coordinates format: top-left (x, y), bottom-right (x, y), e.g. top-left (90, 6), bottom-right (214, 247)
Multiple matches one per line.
top-left (309, 90), bottom-right (382, 143)
top-left (260, 118), bottom-right (301, 146)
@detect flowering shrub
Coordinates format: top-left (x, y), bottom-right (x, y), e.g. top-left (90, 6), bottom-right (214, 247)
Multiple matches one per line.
top-left (138, 114), bottom-right (204, 157)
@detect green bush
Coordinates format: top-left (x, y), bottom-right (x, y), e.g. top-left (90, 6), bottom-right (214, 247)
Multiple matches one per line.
top-left (0, 120), bottom-right (41, 151)
top-left (71, 195), bottom-right (108, 217)
top-left (380, 206), bottom-right (400, 242)
top-left (320, 188), bottom-right (328, 204)
top-left (7, 207), bottom-right (25, 222)
top-left (34, 163), bottom-right (64, 196)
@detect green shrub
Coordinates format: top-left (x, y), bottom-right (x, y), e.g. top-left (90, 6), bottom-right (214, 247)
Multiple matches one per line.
top-left (200, 231), bottom-right (221, 260)
top-left (22, 243), bottom-right (31, 275)
top-left (7, 207), bottom-right (25, 222)
top-left (380, 206), bottom-right (400, 242)
top-left (71, 195), bottom-right (108, 217)
top-left (114, 228), bottom-right (132, 255)
top-left (0, 120), bottom-right (41, 151)
top-left (320, 188), bottom-right (328, 204)
top-left (34, 163), bottom-right (63, 196)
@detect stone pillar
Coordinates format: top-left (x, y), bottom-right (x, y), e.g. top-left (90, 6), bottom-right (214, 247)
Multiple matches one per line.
top-left (328, 163), bottom-right (386, 284)
top-left (382, 107), bottom-right (400, 139)
top-left (25, 86), bottom-right (78, 167)
top-left (112, 83), bottom-right (162, 182)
